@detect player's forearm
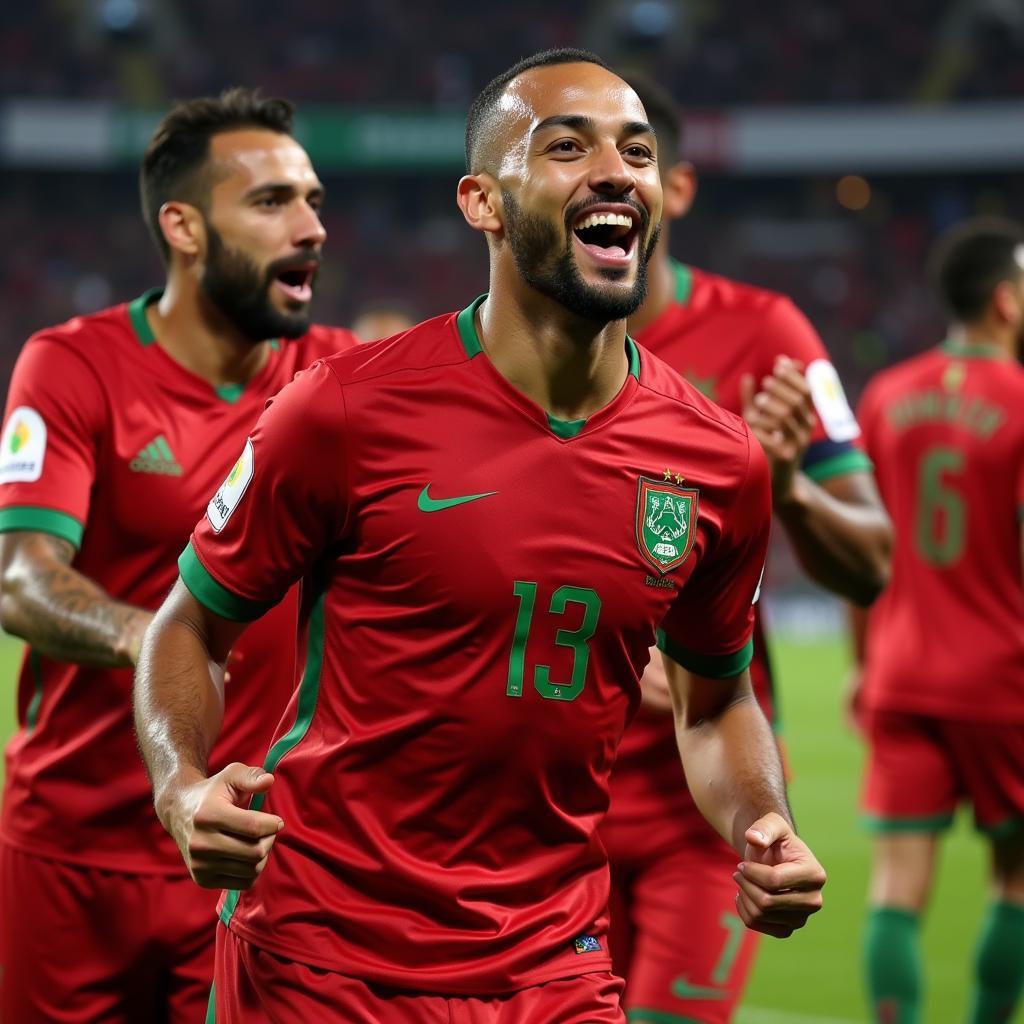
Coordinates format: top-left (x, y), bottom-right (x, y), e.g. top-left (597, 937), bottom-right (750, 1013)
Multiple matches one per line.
top-left (0, 548), bottom-right (151, 667)
top-left (675, 690), bottom-right (793, 854)
top-left (133, 608), bottom-right (226, 826)
top-left (775, 472), bottom-right (891, 606)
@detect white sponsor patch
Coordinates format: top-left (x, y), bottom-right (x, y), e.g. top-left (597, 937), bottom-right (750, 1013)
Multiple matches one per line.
top-left (206, 438), bottom-right (254, 533)
top-left (0, 406), bottom-right (47, 483)
top-left (805, 359), bottom-right (860, 443)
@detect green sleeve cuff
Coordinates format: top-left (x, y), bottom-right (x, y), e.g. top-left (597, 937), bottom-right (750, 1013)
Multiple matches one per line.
top-left (0, 506), bottom-right (84, 549)
top-left (178, 542), bottom-right (274, 622)
top-left (803, 449), bottom-right (873, 483)
top-left (656, 629), bottom-right (754, 678)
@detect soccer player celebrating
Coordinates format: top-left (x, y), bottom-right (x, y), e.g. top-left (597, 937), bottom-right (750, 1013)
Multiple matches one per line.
top-left (0, 89), bottom-right (356, 1022)
top-left (852, 218), bottom-right (1024, 1024)
top-left (601, 75), bottom-right (893, 1024)
top-left (135, 49), bottom-right (826, 1023)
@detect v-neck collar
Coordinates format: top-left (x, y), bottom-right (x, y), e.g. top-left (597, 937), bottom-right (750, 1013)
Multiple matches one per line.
top-left (455, 295), bottom-right (641, 441)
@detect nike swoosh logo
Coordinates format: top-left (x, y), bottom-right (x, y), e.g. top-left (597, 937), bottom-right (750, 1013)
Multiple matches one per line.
top-left (671, 976), bottom-right (727, 1000)
top-left (417, 484), bottom-right (498, 513)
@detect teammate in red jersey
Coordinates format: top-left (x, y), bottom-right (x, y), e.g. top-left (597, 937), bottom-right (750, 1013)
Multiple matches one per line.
top-left (0, 89), bottom-right (357, 1023)
top-left (601, 75), bottom-right (892, 1024)
top-left (134, 49), bottom-right (826, 1023)
top-left (851, 218), bottom-right (1024, 1024)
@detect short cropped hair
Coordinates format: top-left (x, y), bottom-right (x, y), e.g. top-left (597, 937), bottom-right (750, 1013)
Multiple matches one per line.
top-left (618, 70), bottom-right (683, 168)
top-left (140, 87), bottom-right (295, 263)
top-left (929, 217), bottom-right (1024, 324)
top-left (465, 48), bottom-right (610, 174)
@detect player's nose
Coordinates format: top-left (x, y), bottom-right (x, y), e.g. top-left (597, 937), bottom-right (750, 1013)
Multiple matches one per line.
top-left (588, 143), bottom-right (635, 197)
top-left (293, 200), bottom-right (327, 249)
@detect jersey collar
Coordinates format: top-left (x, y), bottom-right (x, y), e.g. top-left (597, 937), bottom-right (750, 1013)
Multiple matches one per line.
top-left (455, 294), bottom-right (641, 439)
top-left (939, 337), bottom-right (1010, 361)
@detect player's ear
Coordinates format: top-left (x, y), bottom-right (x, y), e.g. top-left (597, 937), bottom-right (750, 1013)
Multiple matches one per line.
top-left (457, 173), bottom-right (504, 237)
top-left (992, 278), bottom-right (1023, 326)
top-left (158, 201), bottom-right (206, 260)
top-left (662, 161), bottom-right (697, 219)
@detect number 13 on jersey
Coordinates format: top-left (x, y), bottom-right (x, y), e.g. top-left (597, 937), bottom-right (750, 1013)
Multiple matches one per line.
top-left (506, 581), bottom-right (602, 702)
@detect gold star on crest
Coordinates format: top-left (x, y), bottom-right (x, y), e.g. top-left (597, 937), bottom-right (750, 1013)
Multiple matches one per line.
top-left (674, 472), bottom-right (685, 485)
top-left (663, 468), bottom-right (673, 481)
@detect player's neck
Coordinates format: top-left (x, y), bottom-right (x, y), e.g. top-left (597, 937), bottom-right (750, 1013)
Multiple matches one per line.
top-left (477, 277), bottom-right (630, 422)
top-left (148, 280), bottom-right (272, 388)
top-left (627, 245), bottom-right (675, 334)
top-left (951, 323), bottom-right (1016, 361)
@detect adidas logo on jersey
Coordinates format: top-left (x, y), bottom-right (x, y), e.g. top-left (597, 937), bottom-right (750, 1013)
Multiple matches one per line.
top-left (130, 434), bottom-right (183, 476)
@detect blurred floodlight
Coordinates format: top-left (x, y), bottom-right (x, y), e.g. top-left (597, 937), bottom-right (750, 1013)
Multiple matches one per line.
top-left (100, 0), bottom-right (141, 32)
top-left (836, 174), bottom-right (871, 211)
top-left (628, 0), bottom-right (674, 38)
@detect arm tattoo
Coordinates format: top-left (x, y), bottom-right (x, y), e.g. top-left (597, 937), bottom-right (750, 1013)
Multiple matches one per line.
top-left (1, 532), bottom-right (152, 667)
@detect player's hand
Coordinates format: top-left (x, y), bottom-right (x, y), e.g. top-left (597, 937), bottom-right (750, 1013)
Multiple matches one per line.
top-left (638, 650), bottom-right (674, 713)
top-left (162, 762), bottom-right (283, 890)
top-left (740, 357), bottom-right (816, 505)
top-left (732, 811), bottom-right (826, 938)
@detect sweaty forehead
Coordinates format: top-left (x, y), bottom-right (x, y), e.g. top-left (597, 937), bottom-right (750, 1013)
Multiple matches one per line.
top-left (207, 129), bottom-right (316, 189)
top-left (502, 62), bottom-right (646, 134)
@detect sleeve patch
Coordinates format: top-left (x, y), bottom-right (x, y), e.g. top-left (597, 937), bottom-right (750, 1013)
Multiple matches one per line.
top-left (806, 360), bottom-right (860, 443)
top-left (207, 438), bottom-right (254, 533)
top-left (0, 407), bottom-right (47, 484)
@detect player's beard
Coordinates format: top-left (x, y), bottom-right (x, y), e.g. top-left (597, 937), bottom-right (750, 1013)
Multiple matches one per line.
top-left (501, 191), bottom-right (659, 322)
top-left (201, 223), bottom-right (318, 342)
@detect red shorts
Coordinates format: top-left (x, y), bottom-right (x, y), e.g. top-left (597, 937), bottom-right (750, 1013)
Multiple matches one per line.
top-left (212, 924), bottom-right (625, 1023)
top-left (0, 840), bottom-right (218, 1023)
top-left (604, 817), bottom-right (758, 1024)
top-left (861, 708), bottom-right (1024, 833)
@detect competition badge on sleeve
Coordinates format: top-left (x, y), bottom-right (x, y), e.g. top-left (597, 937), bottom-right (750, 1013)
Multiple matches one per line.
top-left (636, 476), bottom-right (699, 574)
top-left (806, 359), bottom-right (861, 442)
top-left (0, 406), bottom-right (47, 484)
top-left (207, 438), bottom-right (254, 533)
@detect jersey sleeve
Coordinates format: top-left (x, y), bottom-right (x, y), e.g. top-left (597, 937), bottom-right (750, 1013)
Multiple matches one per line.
top-left (758, 297), bottom-right (872, 483)
top-left (179, 360), bottom-right (350, 622)
top-left (0, 337), bottom-right (106, 549)
top-left (657, 433), bottom-right (772, 677)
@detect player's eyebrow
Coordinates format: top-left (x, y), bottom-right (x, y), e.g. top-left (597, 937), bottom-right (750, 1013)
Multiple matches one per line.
top-left (243, 182), bottom-right (324, 202)
top-left (531, 115), bottom-right (656, 140)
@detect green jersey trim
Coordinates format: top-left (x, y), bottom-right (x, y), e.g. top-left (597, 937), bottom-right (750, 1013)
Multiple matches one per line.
top-left (128, 288), bottom-right (162, 346)
top-left (0, 506), bottom-right (84, 549)
top-left (672, 260), bottom-right (694, 305)
top-left (214, 382), bottom-right (245, 404)
top-left (939, 338), bottom-right (1008, 360)
top-left (204, 983), bottom-right (216, 1024)
top-left (178, 542), bottom-right (273, 622)
top-left (456, 296), bottom-right (487, 358)
top-left (546, 413), bottom-right (587, 439)
top-left (219, 577), bottom-right (328, 928)
top-left (861, 812), bottom-right (954, 834)
top-left (978, 816), bottom-right (1024, 838)
top-left (628, 1010), bottom-right (705, 1024)
top-left (25, 649), bottom-right (43, 734)
top-left (803, 449), bottom-right (873, 483)
top-left (657, 630), bottom-right (754, 679)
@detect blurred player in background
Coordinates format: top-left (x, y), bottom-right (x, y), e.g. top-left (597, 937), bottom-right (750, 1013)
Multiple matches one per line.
top-left (351, 303), bottom-right (417, 342)
top-left (135, 49), bottom-right (825, 1023)
top-left (601, 73), bottom-right (892, 1024)
top-left (0, 88), bottom-right (357, 1022)
top-left (851, 218), bottom-right (1024, 1024)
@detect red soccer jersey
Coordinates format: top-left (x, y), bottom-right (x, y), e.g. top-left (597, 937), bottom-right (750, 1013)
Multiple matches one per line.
top-left (180, 297), bottom-right (771, 993)
top-left (0, 290), bottom-right (357, 872)
top-left (858, 340), bottom-right (1024, 721)
top-left (607, 261), bottom-right (869, 836)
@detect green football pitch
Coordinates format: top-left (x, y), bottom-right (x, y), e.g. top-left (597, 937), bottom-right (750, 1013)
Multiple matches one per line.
top-left (0, 632), bottom-right (1017, 1023)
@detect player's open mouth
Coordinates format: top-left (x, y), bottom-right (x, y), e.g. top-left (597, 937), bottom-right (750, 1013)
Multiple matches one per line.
top-left (571, 206), bottom-right (641, 267)
top-left (273, 264), bottom-right (317, 304)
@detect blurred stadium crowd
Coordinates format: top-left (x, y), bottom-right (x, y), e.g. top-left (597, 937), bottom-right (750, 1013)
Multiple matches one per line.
top-left (3, 1), bottom-right (1023, 443)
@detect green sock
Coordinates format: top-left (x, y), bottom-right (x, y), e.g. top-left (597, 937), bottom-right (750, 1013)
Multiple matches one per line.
top-left (969, 901), bottom-right (1024, 1023)
top-left (864, 906), bottom-right (922, 1024)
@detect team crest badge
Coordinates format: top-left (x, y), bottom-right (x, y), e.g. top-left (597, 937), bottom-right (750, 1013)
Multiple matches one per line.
top-left (635, 477), bottom-right (699, 574)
